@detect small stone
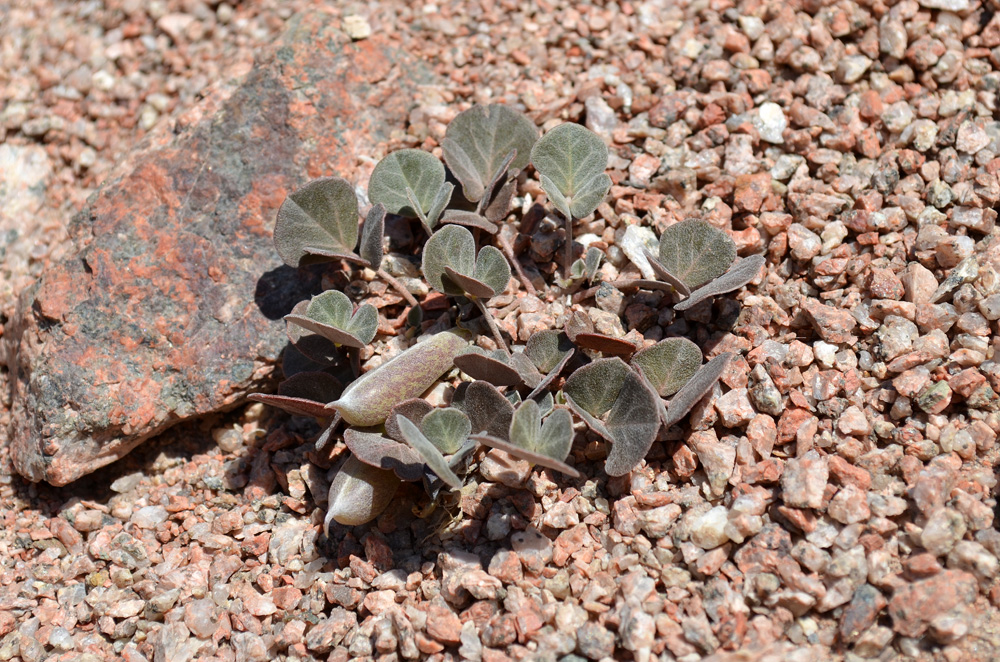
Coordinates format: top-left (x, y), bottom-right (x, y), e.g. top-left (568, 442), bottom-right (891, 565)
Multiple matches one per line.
top-left (690, 506), bottom-right (731, 549)
top-left (955, 121), bottom-right (990, 154)
top-left (787, 224), bottom-right (821, 261)
top-left (748, 365), bottom-right (783, 416)
top-left (921, 508), bottom-right (967, 557)
top-left (754, 102), bottom-right (787, 143)
top-left (343, 15), bottom-right (372, 40)
top-left (184, 599), bottom-right (219, 639)
top-left (48, 627), bottom-right (74, 651)
top-left (781, 450), bottom-right (829, 509)
top-left (131, 506), bottom-right (168, 529)
top-left (620, 225), bottom-right (659, 280)
top-left (916, 381), bottom-right (952, 415)
top-left (901, 263), bottom-right (938, 303)
top-left (828, 485), bottom-right (871, 524)
top-left (585, 96), bottom-right (618, 141)
top-left (839, 584), bottom-right (887, 644)
top-left (714, 388), bottom-right (756, 428)
top-left (881, 101), bottom-right (914, 133)
top-left (837, 406), bottom-right (870, 436)
top-left (629, 154), bottom-right (661, 187)
top-left (802, 299), bottom-right (857, 344)
top-left (689, 431), bottom-right (735, 497)
top-left (426, 596), bottom-right (462, 644)
top-left (576, 622), bottom-right (615, 660)
top-left (889, 570), bottom-right (977, 638)
top-left (836, 55), bottom-right (872, 83)
top-left (511, 527), bottom-right (553, 574)
top-left (541, 501), bottom-right (579, 529)
top-left (978, 294), bottom-right (1000, 321)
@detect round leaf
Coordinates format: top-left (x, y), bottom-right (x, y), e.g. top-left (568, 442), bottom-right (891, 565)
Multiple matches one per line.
top-left (397, 416), bottom-right (463, 489)
top-left (274, 177), bottom-right (359, 267)
top-left (385, 398), bottom-right (434, 443)
top-left (473, 245), bottom-right (511, 297)
top-left (420, 407), bottom-right (472, 454)
top-left (562, 357), bottom-right (629, 417)
top-left (525, 330), bottom-right (574, 374)
top-left (422, 224), bottom-right (476, 296)
top-left (454, 348), bottom-right (523, 386)
top-left (510, 399), bottom-right (542, 450)
top-left (531, 123), bottom-right (612, 219)
top-left (657, 219), bottom-right (737, 291)
top-left (451, 380), bottom-right (514, 440)
top-left (368, 149), bottom-right (446, 218)
top-left (442, 104), bottom-right (538, 203)
top-left (344, 429), bottom-right (425, 481)
top-left (631, 337), bottom-right (703, 397)
top-left (603, 368), bottom-right (662, 477)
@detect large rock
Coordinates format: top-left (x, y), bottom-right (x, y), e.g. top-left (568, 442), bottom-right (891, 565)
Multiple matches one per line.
top-left (4, 15), bottom-right (431, 485)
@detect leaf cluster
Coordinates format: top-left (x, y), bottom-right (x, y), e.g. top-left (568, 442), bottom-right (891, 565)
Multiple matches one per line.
top-left (251, 103), bottom-right (767, 529)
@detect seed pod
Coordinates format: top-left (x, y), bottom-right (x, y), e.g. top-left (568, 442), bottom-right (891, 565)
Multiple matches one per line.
top-left (327, 330), bottom-right (469, 426)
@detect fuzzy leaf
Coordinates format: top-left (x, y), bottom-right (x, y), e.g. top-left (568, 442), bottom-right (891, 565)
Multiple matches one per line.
top-left (285, 291), bottom-right (378, 349)
top-left (368, 149), bottom-right (446, 219)
top-left (344, 429), bottom-right (424, 481)
top-left (454, 348), bottom-right (523, 386)
top-left (644, 248), bottom-right (691, 297)
top-left (574, 333), bottom-right (636, 358)
top-left (510, 398), bottom-right (542, 449)
top-left (473, 245), bottom-right (511, 296)
top-left (584, 246), bottom-right (603, 280)
top-left (422, 224), bottom-right (476, 296)
top-left (525, 330), bottom-right (574, 374)
top-left (483, 179), bottom-right (517, 223)
top-left (510, 352), bottom-right (543, 388)
top-left (452, 380), bottom-right (514, 440)
top-left (325, 455), bottom-right (400, 529)
top-left (398, 417), bottom-right (463, 489)
top-left (657, 219), bottom-right (736, 291)
top-left (631, 337), bottom-right (702, 397)
top-left (420, 407), bottom-right (472, 454)
top-left (275, 177), bottom-right (359, 267)
top-left (328, 330), bottom-right (469, 426)
top-left (385, 399), bottom-right (434, 443)
top-left (442, 104), bottom-right (538, 203)
top-left (285, 301), bottom-right (340, 365)
top-left (473, 402), bottom-right (578, 476)
top-left (440, 210), bottom-right (499, 234)
top-left (562, 357), bottom-right (629, 417)
top-left (663, 352), bottom-right (734, 428)
top-left (564, 310), bottom-right (594, 342)
top-left (444, 268), bottom-right (496, 299)
top-left (531, 123), bottom-right (612, 219)
top-left (359, 203), bottom-right (385, 268)
top-left (602, 368), bottom-right (662, 476)
top-left (675, 254), bottom-right (765, 311)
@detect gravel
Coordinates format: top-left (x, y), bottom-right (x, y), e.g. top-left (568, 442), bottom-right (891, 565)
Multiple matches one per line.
top-left (3, 0), bottom-right (1000, 660)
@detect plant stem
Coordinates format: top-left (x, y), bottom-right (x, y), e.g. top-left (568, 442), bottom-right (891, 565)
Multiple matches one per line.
top-left (497, 231), bottom-right (536, 297)
top-left (473, 297), bottom-right (509, 353)
top-left (349, 346), bottom-right (361, 379)
top-left (563, 213), bottom-right (574, 278)
top-left (377, 268), bottom-right (420, 308)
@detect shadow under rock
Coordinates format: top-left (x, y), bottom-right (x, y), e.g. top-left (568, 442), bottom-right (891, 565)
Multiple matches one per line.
top-left (254, 263), bottom-right (328, 321)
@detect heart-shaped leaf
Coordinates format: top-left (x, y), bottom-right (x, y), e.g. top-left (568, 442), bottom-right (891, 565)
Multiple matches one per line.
top-left (344, 429), bottom-right (424, 481)
top-left (451, 380), bottom-right (514, 440)
top-left (326, 455), bottom-right (400, 529)
top-left (285, 290), bottom-right (378, 349)
top-left (385, 399), bottom-right (434, 443)
top-left (422, 224), bottom-right (476, 296)
top-left (525, 330), bottom-right (575, 374)
top-left (285, 301), bottom-right (340, 365)
top-left (472, 245), bottom-right (511, 296)
top-left (328, 330), bottom-right (469, 426)
top-left (442, 104), bottom-right (538, 203)
top-left (675, 254), bottom-right (765, 311)
top-left (601, 368), bottom-right (663, 476)
top-left (473, 403), bottom-right (580, 477)
top-left (657, 219), bottom-right (736, 291)
top-left (397, 416), bottom-right (463, 489)
top-left (663, 352), bottom-right (734, 428)
top-left (562, 357), bottom-right (629, 417)
top-left (368, 149), bottom-right (447, 220)
top-left (644, 248), bottom-right (691, 297)
top-left (275, 177), bottom-right (360, 267)
top-left (631, 337), bottom-right (702, 397)
top-left (359, 203), bottom-right (385, 268)
top-left (531, 123), bottom-right (612, 220)
top-left (248, 371), bottom-right (343, 418)
top-left (420, 407), bottom-right (472, 454)
top-left (454, 348), bottom-right (523, 386)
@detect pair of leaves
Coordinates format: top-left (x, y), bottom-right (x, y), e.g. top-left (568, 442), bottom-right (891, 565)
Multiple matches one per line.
top-left (473, 399), bottom-right (580, 477)
top-left (422, 225), bottom-right (511, 299)
top-left (531, 123), bottom-right (613, 222)
top-left (569, 246), bottom-right (604, 282)
top-left (248, 371), bottom-right (343, 419)
top-left (285, 290), bottom-right (378, 349)
top-left (274, 177), bottom-right (386, 269)
top-left (369, 149), bottom-right (454, 234)
top-left (454, 330), bottom-right (576, 394)
top-left (643, 219), bottom-right (765, 310)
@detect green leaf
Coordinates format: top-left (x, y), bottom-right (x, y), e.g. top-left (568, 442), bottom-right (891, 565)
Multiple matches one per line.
top-left (344, 429), bottom-right (424, 482)
top-left (442, 104), bottom-right (538, 203)
top-left (325, 455), bottom-right (400, 528)
top-left (398, 417), bottom-right (463, 489)
top-left (562, 357), bottom-right (629, 417)
top-left (420, 407), bottom-right (472, 454)
top-left (602, 369), bottom-right (662, 476)
top-left (454, 348), bottom-right (523, 386)
top-left (472, 402), bottom-right (579, 477)
top-left (525, 330), bottom-right (574, 374)
top-left (359, 203), bottom-right (385, 268)
top-left (285, 290), bottom-right (378, 348)
top-left (631, 337), bottom-right (702, 397)
top-left (422, 224), bottom-right (476, 296)
top-left (451, 380), bottom-right (514, 440)
top-left (657, 219), bottom-right (737, 291)
top-left (368, 149), bottom-right (446, 219)
top-left (385, 398), bottom-right (434, 443)
top-left (663, 353), bottom-right (733, 428)
top-left (473, 245), bottom-right (511, 296)
top-left (531, 123), bottom-right (612, 219)
top-left (510, 398), bottom-right (542, 450)
top-left (675, 254), bottom-right (765, 311)
top-left (274, 177), bottom-right (360, 267)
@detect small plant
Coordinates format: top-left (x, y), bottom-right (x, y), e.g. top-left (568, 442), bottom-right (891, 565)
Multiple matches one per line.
top-left (251, 103), bottom-right (765, 527)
